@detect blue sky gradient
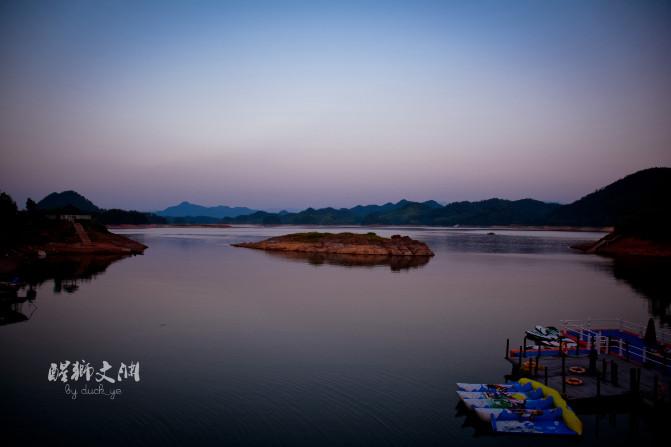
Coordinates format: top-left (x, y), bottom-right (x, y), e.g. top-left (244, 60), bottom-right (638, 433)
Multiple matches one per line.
top-left (1, 0), bottom-right (670, 210)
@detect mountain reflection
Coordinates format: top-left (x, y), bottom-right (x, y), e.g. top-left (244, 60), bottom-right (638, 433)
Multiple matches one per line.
top-left (263, 251), bottom-right (432, 271)
top-left (608, 258), bottom-right (671, 325)
top-left (0, 254), bottom-right (132, 325)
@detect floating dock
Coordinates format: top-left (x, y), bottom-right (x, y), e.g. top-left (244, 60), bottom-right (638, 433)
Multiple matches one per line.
top-left (504, 319), bottom-right (671, 409)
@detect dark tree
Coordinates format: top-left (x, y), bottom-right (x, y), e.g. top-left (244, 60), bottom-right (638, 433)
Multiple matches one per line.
top-left (26, 198), bottom-right (38, 213)
top-left (0, 192), bottom-right (18, 218)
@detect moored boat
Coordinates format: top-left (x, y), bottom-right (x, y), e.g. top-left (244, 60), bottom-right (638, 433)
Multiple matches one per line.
top-left (456, 379), bottom-right (582, 436)
top-left (525, 325), bottom-right (575, 347)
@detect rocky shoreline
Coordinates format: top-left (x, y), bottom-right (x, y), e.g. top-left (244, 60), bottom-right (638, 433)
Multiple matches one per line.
top-left (572, 233), bottom-right (671, 257)
top-left (232, 232), bottom-right (434, 256)
top-left (1, 221), bottom-right (146, 276)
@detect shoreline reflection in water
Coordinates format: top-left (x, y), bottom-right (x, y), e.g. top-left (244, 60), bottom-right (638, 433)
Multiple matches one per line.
top-left (262, 250), bottom-right (432, 271)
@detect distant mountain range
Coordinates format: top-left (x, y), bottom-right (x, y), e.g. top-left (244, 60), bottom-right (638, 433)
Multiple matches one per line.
top-left (28, 167), bottom-right (670, 229)
top-left (156, 201), bottom-right (258, 219)
top-left (220, 168), bottom-right (670, 228)
top-left (220, 198), bottom-right (561, 226)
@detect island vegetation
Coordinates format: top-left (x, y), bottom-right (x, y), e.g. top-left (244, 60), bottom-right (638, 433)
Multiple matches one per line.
top-left (0, 191), bottom-right (147, 277)
top-left (232, 232), bottom-right (434, 256)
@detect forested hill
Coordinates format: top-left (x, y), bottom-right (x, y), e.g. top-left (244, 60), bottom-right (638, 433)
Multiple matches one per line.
top-left (222, 198), bottom-right (560, 226)
top-left (222, 167), bottom-right (670, 228)
top-left (546, 167), bottom-right (671, 237)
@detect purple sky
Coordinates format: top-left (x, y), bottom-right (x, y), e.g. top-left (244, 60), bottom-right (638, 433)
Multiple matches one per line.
top-left (1, 1), bottom-right (670, 211)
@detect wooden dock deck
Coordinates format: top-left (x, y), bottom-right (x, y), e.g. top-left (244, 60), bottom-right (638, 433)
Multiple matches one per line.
top-left (505, 351), bottom-right (671, 409)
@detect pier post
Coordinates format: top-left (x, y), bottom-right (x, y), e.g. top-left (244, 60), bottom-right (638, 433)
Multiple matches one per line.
top-left (518, 345), bottom-right (523, 370)
top-left (535, 345), bottom-right (541, 376)
top-left (653, 375), bottom-right (658, 405)
top-left (625, 341), bottom-right (630, 361)
top-left (600, 334), bottom-right (604, 353)
top-left (602, 359), bottom-right (607, 382)
top-left (575, 337), bottom-right (580, 356)
top-left (561, 355), bottom-right (566, 395)
top-left (589, 344), bottom-right (597, 375)
top-left (636, 368), bottom-right (641, 396)
top-left (611, 361), bottom-right (618, 386)
top-left (505, 338), bottom-right (509, 360)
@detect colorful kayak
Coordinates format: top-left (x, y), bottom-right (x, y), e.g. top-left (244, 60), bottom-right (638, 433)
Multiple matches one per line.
top-left (474, 407), bottom-right (558, 423)
top-left (462, 396), bottom-right (554, 411)
top-left (456, 387), bottom-right (543, 402)
top-left (456, 379), bottom-right (582, 436)
top-left (456, 382), bottom-right (533, 393)
top-left (491, 379), bottom-right (582, 435)
top-left (492, 408), bottom-right (576, 435)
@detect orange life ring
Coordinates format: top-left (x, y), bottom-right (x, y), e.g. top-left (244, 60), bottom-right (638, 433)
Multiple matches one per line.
top-left (522, 359), bottom-right (537, 371)
top-left (565, 377), bottom-right (584, 386)
top-left (568, 366), bottom-right (586, 374)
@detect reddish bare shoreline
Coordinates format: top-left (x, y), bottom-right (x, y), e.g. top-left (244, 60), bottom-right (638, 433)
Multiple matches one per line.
top-left (1, 223), bottom-right (146, 276)
top-left (572, 233), bottom-right (671, 258)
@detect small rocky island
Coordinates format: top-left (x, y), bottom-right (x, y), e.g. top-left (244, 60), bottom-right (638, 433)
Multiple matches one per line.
top-left (232, 232), bottom-right (434, 256)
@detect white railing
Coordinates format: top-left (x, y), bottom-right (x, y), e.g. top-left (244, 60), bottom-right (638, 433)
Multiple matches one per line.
top-left (559, 319), bottom-right (671, 371)
top-left (560, 318), bottom-right (671, 345)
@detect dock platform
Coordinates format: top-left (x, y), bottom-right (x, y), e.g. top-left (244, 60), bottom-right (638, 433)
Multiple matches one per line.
top-left (504, 319), bottom-right (671, 409)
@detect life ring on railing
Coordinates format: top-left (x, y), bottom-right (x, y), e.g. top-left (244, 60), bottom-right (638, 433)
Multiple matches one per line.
top-left (565, 377), bottom-right (584, 386)
top-left (522, 359), bottom-right (538, 371)
top-left (568, 366), bottom-right (587, 374)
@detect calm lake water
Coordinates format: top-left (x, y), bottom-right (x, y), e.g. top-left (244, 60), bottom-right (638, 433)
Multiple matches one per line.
top-left (1, 226), bottom-right (668, 446)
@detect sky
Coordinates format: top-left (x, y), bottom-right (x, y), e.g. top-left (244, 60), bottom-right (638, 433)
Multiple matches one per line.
top-left (1, 0), bottom-right (670, 211)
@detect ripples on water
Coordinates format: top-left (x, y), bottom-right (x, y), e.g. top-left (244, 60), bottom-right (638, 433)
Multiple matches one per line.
top-left (1, 226), bottom-right (668, 446)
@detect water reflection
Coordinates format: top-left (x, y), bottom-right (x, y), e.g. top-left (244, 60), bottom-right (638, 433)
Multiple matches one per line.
top-left (442, 232), bottom-right (595, 254)
top-left (0, 300), bottom-right (32, 325)
top-left (263, 251), bottom-right (432, 271)
top-left (2, 227), bottom-right (663, 446)
top-left (0, 254), bottom-right (134, 325)
top-left (607, 258), bottom-right (671, 325)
